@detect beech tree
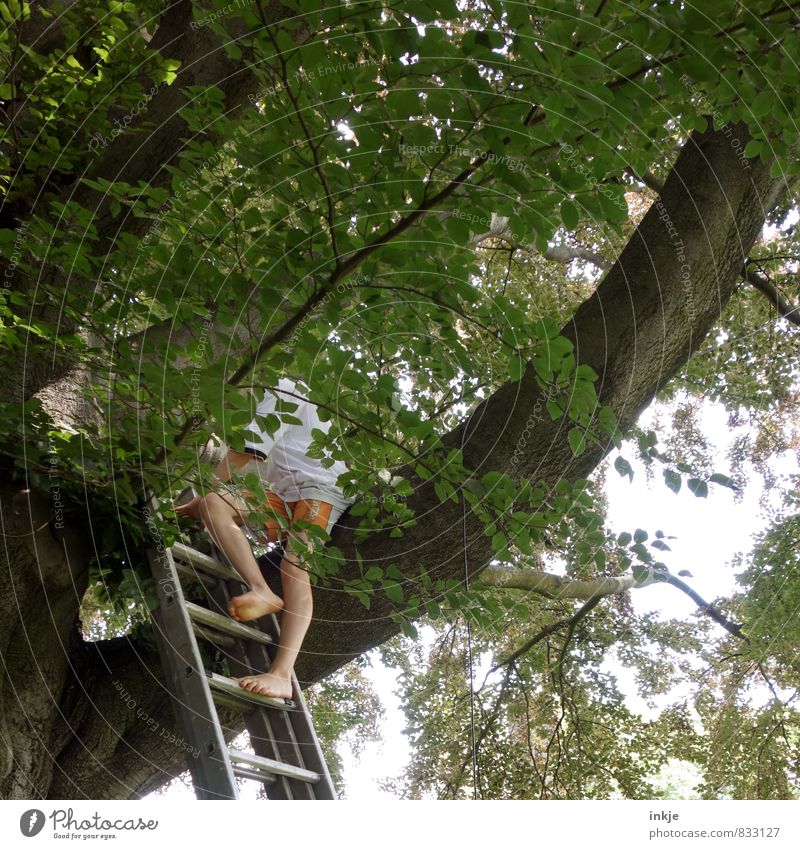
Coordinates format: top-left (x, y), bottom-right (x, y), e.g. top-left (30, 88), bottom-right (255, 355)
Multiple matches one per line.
top-left (1, 0), bottom-right (798, 799)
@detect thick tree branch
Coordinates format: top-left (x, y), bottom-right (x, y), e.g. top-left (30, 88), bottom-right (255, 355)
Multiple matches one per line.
top-left (629, 168), bottom-right (800, 327)
top-left (479, 564), bottom-right (635, 598)
top-left (479, 565), bottom-right (747, 641)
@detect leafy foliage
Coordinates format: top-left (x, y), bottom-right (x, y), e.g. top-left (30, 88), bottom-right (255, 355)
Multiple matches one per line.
top-left (1, 0), bottom-right (799, 799)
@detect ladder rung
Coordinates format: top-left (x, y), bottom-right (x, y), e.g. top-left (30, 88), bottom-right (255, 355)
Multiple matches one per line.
top-left (227, 747), bottom-right (320, 784)
top-left (208, 691), bottom-right (252, 714)
top-left (171, 541), bottom-right (242, 582)
top-left (206, 672), bottom-right (295, 711)
top-left (173, 560), bottom-right (217, 590)
top-left (186, 602), bottom-right (276, 646)
top-left (231, 763), bottom-right (277, 784)
top-left (191, 624), bottom-right (237, 649)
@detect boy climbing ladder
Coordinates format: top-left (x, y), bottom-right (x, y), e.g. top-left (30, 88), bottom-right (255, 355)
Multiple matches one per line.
top-left (175, 377), bottom-right (353, 699)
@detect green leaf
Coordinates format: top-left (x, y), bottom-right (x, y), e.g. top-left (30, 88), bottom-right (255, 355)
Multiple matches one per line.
top-left (576, 364), bottom-right (599, 381)
top-left (743, 139), bottom-right (763, 159)
top-left (345, 586), bottom-right (371, 609)
top-left (633, 528), bottom-right (648, 543)
top-left (709, 472), bottom-right (736, 489)
top-left (568, 427), bottom-right (586, 456)
top-left (508, 352), bottom-right (526, 380)
top-left (560, 199), bottom-right (579, 230)
top-left (398, 619), bottom-right (418, 639)
top-left (614, 456), bottom-right (633, 481)
top-left (546, 399), bottom-right (563, 420)
top-left (617, 531), bottom-right (632, 546)
top-left (687, 478), bottom-right (708, 498)
top-left (383, 580), bottom-right (404, 603)
top-left (664, 468), bottom-right (682, 494)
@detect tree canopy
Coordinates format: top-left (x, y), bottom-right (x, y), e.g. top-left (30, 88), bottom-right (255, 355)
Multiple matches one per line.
top-left (1, 0), bottom-right (799, 799)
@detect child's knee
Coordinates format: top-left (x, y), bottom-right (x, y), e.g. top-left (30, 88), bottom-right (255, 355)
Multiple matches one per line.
top-left (199, 492), bottom-right (237, 523)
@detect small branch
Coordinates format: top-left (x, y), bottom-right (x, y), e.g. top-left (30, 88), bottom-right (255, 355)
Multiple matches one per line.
top-left (365, 282), bottom-right (521, 352)
top-left (492, 595), bottom-right (603, 672)
top-left (542, 244), bottom-right (611, 269)
top-left (742, 265), bottom-right (800, 327)
top-left (479, 564), bottom-right (636, 599)
top-left (469, 212), bottom-right (611, 270)
top-left (481, 565), bottom-right (748, 640)
top-left (264, 26), bottom-right (340, 263)
top-left (665, 575), bottom-right (748, 641)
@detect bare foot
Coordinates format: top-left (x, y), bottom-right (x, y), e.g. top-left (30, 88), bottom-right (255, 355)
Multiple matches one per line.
top-left (231, 671), bottom-right (292, 700)
top-left (227, 588), bottom-right (284, 622)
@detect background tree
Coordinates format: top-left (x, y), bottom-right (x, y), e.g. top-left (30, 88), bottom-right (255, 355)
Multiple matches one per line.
top-left (1, 0), bottom-right (798, 799)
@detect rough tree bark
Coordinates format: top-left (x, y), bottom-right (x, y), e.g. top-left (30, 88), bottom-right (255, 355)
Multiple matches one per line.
top-left (0, 6), bottom-right (785, 803)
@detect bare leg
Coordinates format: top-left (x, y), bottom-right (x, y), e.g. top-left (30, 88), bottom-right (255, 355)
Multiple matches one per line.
top-left (197, 492), bottom-right (284, 621)
top-left (233, 529), bottom-right (313, 699)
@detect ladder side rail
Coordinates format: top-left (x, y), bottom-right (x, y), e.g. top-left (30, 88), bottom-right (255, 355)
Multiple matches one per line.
top-left (284, 671), bottom-right (338, 800)
top-left (241, 615), bottom-right (317, 800)
top-left (146, 544), bottom-right (240, 800)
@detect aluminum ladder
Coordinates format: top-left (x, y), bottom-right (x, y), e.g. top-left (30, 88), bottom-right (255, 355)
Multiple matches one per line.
top-left (146, 523), bottom-right (337, 800)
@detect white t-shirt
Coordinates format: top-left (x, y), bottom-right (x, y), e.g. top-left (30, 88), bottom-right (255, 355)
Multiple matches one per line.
top-left (242, 378), bottom-right (353, 510)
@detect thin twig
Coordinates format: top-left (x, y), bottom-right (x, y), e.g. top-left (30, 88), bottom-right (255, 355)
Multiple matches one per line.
top-left (492, 595), bottom-right (604, 672)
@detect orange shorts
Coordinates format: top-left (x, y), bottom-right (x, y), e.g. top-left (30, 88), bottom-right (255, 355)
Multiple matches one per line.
top-left (242, 490), bottom-right (335, 544)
